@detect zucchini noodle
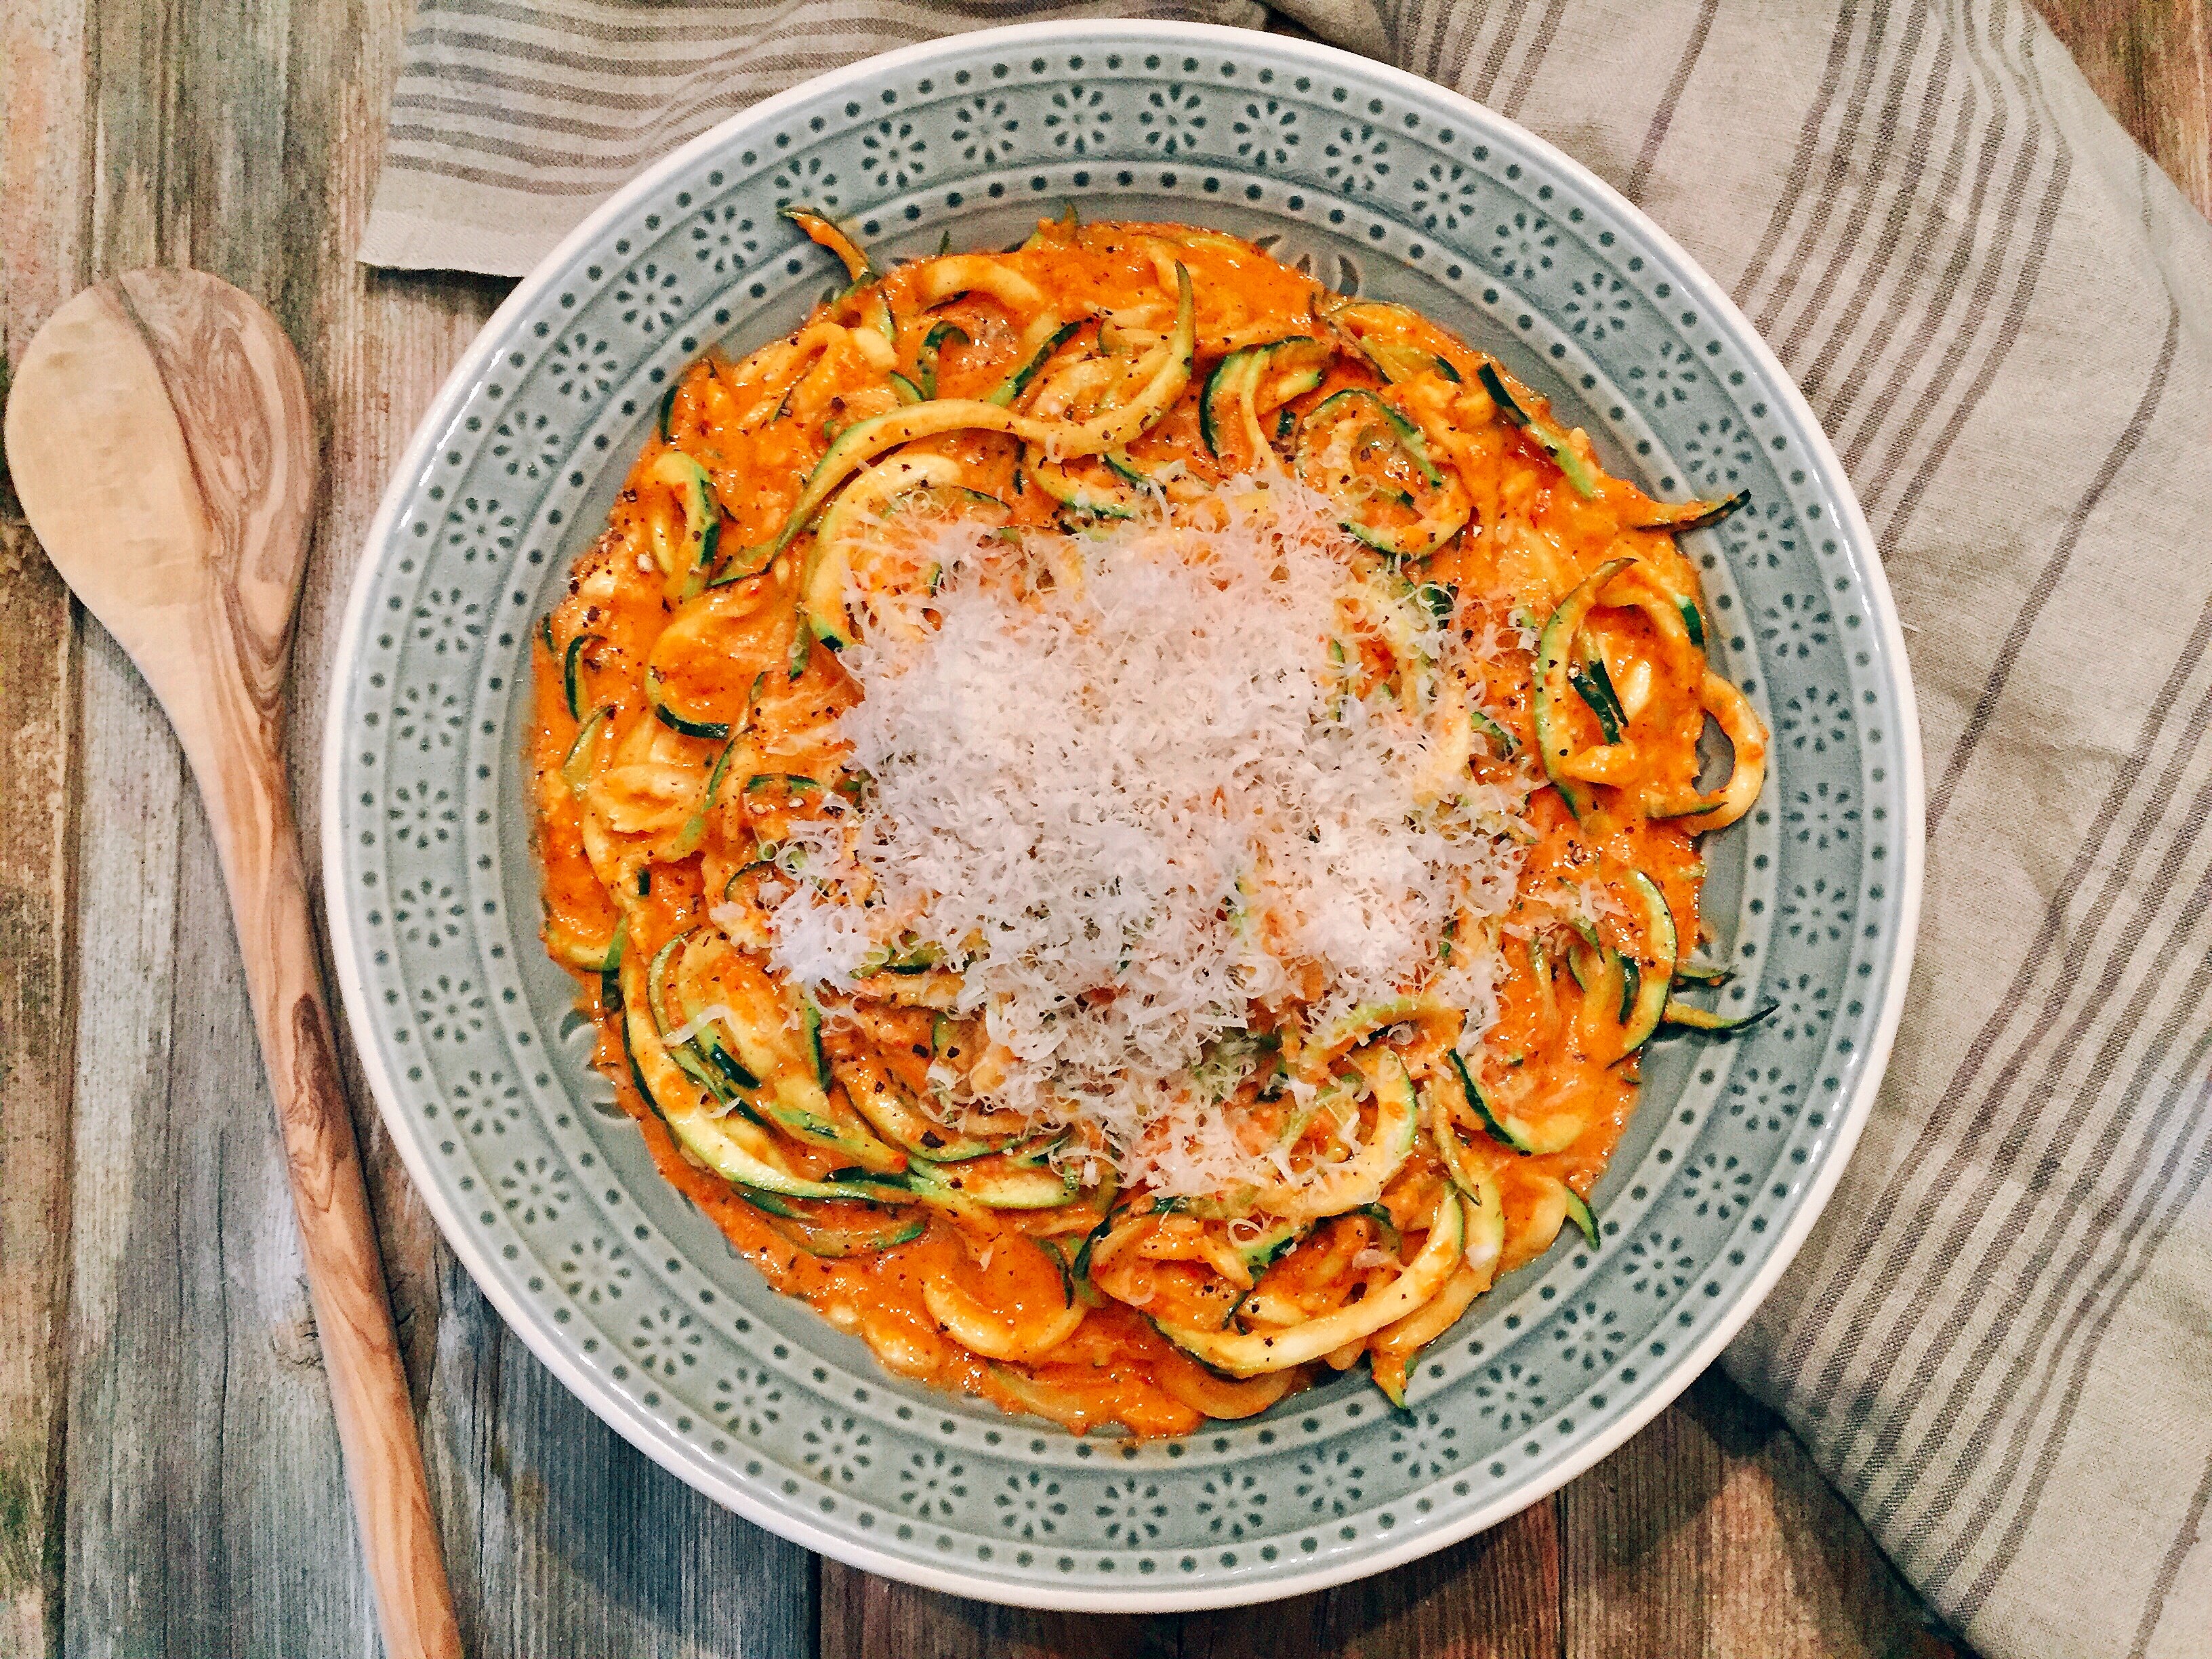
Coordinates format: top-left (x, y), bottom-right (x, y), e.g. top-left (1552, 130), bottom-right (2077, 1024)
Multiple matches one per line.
top-left (529, 216), bottom-right (1769, 1435)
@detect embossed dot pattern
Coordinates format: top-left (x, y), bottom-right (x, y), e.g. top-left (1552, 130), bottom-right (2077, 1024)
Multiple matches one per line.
top-left (327, 26), bottom-right (1912, 1609)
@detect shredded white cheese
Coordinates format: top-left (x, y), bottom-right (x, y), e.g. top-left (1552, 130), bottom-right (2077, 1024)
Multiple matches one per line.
top-left (768, 478), bottom-right (1534, 1195)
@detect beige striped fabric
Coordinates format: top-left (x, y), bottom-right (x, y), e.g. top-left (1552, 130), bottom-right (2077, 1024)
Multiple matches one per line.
top-left (361, 0), bottom-right (1267, 273)
top-left (361, 3), bottom-right (2212, 1654)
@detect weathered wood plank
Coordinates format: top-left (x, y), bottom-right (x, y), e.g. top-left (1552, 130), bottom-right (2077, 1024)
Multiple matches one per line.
top-left (817, 1367), bottom-right (1964, 1659)
top-left (1183, 1499), bottom-right (1562, 1659)
top-left (819, 1497), bottom-right (1561, 1659)
top-left (0, 516), bottom-right (78, 1659)
top-left (64, 727), bottom-right (378, 1654)
top-left (276, 0), bottom-right (518, 1406)
top-left (49, 0), bottom-right (387, 1645)
top-left (1561, 1368), bottom-right (1942, 1659)
top-left (28, 0), bottom-right (821, 1639)
top-left (420, 1261), bottom-right (817, 1657)
top-left (820, 1564), bottom-right (1167, 1659)
top-left (262, 0), bottom-right (823, 1648)
top-left (2033, 0), bottom-right (2212, 218)
top-left (1, 1), bottom-right (91, 1654)
top-left (6, 0), bottom-right (821, 1645)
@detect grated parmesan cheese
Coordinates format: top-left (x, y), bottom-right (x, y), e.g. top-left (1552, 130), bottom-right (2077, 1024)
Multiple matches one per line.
top-left (766, 478), bottom-right (1534, 1195)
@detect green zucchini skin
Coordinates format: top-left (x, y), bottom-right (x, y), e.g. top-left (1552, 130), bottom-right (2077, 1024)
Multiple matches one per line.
top-left (1330, 300), bottom-right (1464, 386)
top-left (736, 1191), bottom-right (926, 1258)
top-left (1069, 1212), bottom-right (1114, 1284)
top-left (665, 732), bottom-right (736, 860)
top-left (1236, 1218), bottom-right (1307, 1276)
top-left (598, 916), bottom-right (628, 1013)
top-left (1024, 451), bottom-right (1139, 520)
top-left (901, 1157), bottom-right (1082, 1211)
top-left (1615, 871), bottom-right (1679, 1053)
top-left (651, 701), bottom-right (731, 741)
top-left (779, 205), bottom-right (881, 285)
top-left (832, 1052), bottom-right (1008, 1164)
top-left (644, 663), bottom-right (733, 741)
top-left (1100, 450), bottom-right (1153, 490)
top-left (915, 321), bottom-right (969, 399)
top-left (621, 954), bottom-right (906, 1205)
top-left (856, 939), bottom-right (944, 977)
top-left (988, 318), bottom-right (1086, 408)
top-left (1198, 337), bottom-right (1329, 460)
top-left (1679, 598), bottom-right (1708, 649)
top-left (1451, 1048), bottom-right (1534, 1154)
top-left (1531, 555), bottom-right (1635, 819)
top-left (1660, 998), bottom-right (1780, 1035)
top-left (1561, 1186), bottom-right (1601, 1249)
top-left (1636, 489), bottom-right (1748, 534)
top-left (801, 996), bottom-right (831, 1092)
top-left (1292, 388), bottom-right (1467, 558)
top-left (559, 707), bottom-right (609, 795)
top-left (647, 934), bottom-right (730, 1105)
top-left (1353, 1202), bottom-right (1402, 1256)
top-left (743, 773), bottom-right (824, 802)
top-left (644, 451), bottom-right (722, 596)
top-left (1569, 655), bottom-right (1626, 745)
top-left (1197, 350), bottom-right (1246, 457)
top-left (663, 933), bottom-right (905, 1171)
top-left (561, 632), bottom-right (598, 721)
top-left (860, 289), bottom-right (898, 347)
top-left (1475, 363), bottom-right (1601, 499)
top-left (1299, 388), bottom-right (1442, 485)
top-left (739, 262), bottom-right (1192, 575)
top-left (1469, 708), bottom-right (1519, 757)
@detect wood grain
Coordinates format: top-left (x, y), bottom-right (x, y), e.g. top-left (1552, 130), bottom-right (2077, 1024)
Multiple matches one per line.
top-left (1560, 1370), bottom-right (1941, 1659)
top-left (271, 1), bottom-right (816, 1653)
top-left (29, 4), bottom-right (382, 1650)
top-left (0, 499), bottom-right (77, 1659)
top-left (823, 1502), bottom-right (1561, 1659)
top-left (0, 0), bottom-right (91, 1650)
top-left (815, 1387), bottom-right (1959, 1659)
top-left (9, 268), bottom-right (464, 1659)
top-left (0, 0), bottom-right (819, 1655)
top-left (2036, 0), bottom-right (2212, 216)
top-left (418, 1259), bottom-right (816, 1658)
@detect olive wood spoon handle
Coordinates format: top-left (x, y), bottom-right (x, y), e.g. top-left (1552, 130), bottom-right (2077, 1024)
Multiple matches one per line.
top-left (4, 270), bottom-right (464, 1659)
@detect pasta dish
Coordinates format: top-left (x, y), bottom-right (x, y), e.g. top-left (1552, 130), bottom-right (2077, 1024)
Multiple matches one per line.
top-left (528, 213), bottom-right (1767, 1433)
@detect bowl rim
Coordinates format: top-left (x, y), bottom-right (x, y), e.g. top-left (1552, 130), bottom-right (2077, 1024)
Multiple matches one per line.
top-left (323, 16), bottom-right (1925, 1612)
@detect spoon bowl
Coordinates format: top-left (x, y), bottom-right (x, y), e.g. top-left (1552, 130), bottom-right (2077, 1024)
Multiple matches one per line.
top-left (8, 270), bottom-right (312, 776)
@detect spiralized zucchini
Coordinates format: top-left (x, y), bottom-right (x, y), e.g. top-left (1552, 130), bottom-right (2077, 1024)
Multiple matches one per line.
top-left (529, 215), bottom-right (1769, 1438)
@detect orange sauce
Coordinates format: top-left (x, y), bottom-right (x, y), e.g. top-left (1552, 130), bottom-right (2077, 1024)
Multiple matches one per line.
top-left (527, 218), bottom-right (1763, 1433)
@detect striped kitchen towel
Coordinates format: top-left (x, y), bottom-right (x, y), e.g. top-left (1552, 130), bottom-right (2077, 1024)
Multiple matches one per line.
top-left (361, 0), bottom-right (1269, 274)
top-left (361, 3), bottom-right (2212, 1656)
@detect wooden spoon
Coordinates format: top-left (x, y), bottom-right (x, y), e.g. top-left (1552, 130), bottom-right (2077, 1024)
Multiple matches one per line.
top-left (4, 270), bottom-right (463, 1659)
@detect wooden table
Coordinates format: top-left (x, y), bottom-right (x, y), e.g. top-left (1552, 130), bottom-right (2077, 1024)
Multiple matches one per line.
top-left (0, 3), bottom-right (2203, 1654)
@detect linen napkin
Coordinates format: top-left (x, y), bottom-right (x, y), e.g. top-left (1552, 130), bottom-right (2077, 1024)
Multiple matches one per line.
top-left (362, 4), bottom-right (2212, 1655)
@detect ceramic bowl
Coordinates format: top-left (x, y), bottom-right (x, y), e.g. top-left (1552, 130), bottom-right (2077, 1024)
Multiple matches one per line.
top-left (325, 18), bottom-right (1922, 1609)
